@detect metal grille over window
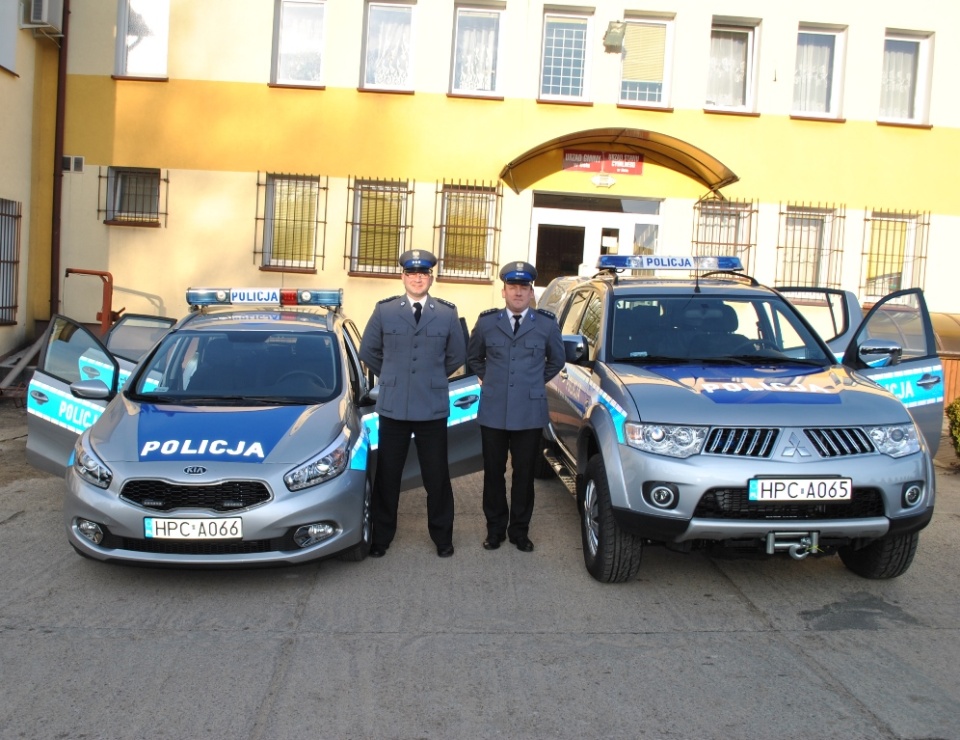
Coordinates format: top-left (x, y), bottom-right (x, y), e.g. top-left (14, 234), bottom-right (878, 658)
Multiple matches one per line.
top-left (860, 210), bottom-right (929, 298)
top-left (0, 199), bottom-right (22, 325)
top-left (776, 203), bottom-right (845, 288)
top-left (346, 177), bottom-right (414, 275)
top-left (256, 173), bottom-right (327, 272)
top-left (691, 195), bottom-right (756, 274)
top-left (435, 180), bottom-right (501, 281)
top-left (99, 167), bottom-right (167, 226)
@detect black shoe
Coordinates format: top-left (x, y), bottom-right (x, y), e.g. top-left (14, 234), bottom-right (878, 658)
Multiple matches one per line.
top-left (437, 545), bottom-right (455, 558)
top-left (510, 536), bottom-right (534, 553)
top-left (483, 533), bottom-right (506, 550)
top-left (369, 544), bottom-right (388, 558)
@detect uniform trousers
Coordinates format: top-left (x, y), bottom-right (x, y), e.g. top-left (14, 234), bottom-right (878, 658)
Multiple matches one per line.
top-left (480, 425), bottom-right (542, 540)
top-left (372, 415), bottom-right (455, 549)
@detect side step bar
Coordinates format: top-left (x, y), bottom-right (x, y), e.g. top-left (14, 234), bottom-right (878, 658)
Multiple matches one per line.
top-left (543, 448), bottom-right (577, 495)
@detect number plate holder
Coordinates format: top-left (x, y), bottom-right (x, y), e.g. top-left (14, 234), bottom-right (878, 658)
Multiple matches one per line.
top-left (144, 517), bottom-right (243, 540)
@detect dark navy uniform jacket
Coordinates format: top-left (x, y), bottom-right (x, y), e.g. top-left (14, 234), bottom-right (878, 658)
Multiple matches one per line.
top-left (467, 308), bottom-right (565, 430)
top-left (360, 294), bottom-right (466, 422)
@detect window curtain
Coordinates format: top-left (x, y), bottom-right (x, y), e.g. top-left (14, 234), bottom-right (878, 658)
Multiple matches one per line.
top-left (123, 0), bottom-right (169, 77)
top-left (365, 5), bottom-right (411, 87)
top-left (793, 33), bottom-right (835, 113)
top-left (785, 215), bottom-right (826, 285)
top-left (706, 30), bottom-right (747, 107)
top-left (880, 39), bottom-right (919, 119)
top-left (454, 11), bottom-right (498, 92)
top-left (277, 1), bottom-right (325, 84)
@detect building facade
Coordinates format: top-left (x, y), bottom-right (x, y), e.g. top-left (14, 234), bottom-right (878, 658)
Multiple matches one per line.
top-left (5, 0), bottom-right (960, 354)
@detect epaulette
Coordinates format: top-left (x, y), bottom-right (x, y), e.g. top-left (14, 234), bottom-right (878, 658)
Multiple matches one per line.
top-left (478, 307), bottom-right (499, 317)
top-left (536, 308), bottom-right (556, 320)
top-left (377, 295), bottom-right (401, 304)
top-left (435, 297), bottom-right (456, 308)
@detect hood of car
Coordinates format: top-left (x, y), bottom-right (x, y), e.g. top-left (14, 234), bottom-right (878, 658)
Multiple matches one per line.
top-left (608, 362), bottom-right (910, 427)
top-left (87, 396), bottom-right (347, 465)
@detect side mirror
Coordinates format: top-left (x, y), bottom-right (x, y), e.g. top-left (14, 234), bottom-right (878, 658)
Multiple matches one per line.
top-left (562, 334), bottom-right (588, 364)
top-left (70, 379), bottom-right (112, 400)
top-left (858, 338), bottom-right (902, 368)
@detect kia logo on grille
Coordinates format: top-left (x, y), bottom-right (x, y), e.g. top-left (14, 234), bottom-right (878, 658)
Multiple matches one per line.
top-left (183, 466), bottom-right (207, 475)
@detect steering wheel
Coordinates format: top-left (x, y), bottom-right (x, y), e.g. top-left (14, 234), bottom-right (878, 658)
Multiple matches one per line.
top-left (276, 370), bottom-right (329, 388)
top-left (730, 338), bottom-right (781, 354)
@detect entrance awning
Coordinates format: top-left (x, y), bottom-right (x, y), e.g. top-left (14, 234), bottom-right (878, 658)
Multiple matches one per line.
top-left (498, 127), bottom-right (739, 195)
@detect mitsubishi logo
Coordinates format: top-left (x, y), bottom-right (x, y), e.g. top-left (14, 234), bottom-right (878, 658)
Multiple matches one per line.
top-left (782, 433), bottom-right (811, 458)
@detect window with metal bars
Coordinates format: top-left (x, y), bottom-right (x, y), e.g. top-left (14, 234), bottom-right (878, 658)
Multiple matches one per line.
top-left (775, 203), bottom-right (845, 287)
top-left (255, 173), bottom-right (327, 272)
top-left (691, 196), bottom-right (756, 273)
top-left (861, 210), bottom-right (929, 298)
top-left (100, 167), bottom-right (166, 226)
top-left (346, 177), bottom-right (414, 274)
top-left (435, 181), bottom-right (500, 281)
top-left (0, 199), bottom-right (21, 325)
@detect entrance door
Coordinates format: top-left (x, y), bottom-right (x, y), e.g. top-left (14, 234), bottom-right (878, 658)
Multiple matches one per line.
top-left (530, 193), bottom-right (661, 289)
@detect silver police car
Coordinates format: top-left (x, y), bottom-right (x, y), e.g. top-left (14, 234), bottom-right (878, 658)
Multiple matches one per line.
top-left (26, 287), bottom-right (481, 566)
top-left (537, 256), bottom-right (943, 582)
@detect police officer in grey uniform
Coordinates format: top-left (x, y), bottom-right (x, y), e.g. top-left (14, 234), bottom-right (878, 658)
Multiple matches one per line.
top-left (467, 261), bottom-right (565, 552)
top-left (360, 249), bottom-right (466, 558)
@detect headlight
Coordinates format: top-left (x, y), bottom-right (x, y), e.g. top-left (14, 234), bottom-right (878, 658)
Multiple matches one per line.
top-left (284, 429), bottom-right (351, 491)
top-left (866, 423), bottom-right (920, 458)
top-left (73, 433), bottom-right (113, 489)
top-left (624, 422), bottom-right (707, 458)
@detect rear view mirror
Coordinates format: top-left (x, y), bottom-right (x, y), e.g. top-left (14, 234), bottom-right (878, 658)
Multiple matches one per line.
top-left (563, 334), bottom-right (588, 364)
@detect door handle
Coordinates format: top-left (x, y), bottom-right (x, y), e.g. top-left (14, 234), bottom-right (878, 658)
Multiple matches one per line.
top-left (917, 374), bottom-right (941, 389)
top-left (453, 394), bottom-right (479, 408)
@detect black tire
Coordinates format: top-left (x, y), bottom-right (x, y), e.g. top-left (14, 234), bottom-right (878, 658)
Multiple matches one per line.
top-left (838, 532), bottom-right (919, 579)
top-left (532, 434), bottom-right (555, 480)
top-left (338, 478), bottom-right (372, 562)
top-left (580, 454), bottom-right (643, 583)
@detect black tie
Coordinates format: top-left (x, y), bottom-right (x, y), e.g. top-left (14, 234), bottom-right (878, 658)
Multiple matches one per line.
top-left (513, 314), bottom-right (521, 334)
top-left (413, 302), bottom-right (422, 324)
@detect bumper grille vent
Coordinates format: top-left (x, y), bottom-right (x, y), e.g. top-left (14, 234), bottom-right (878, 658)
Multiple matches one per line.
top-left (121, 480), bottom-right (271, 512)
top-left (694, 487), bottom-right (886, 520)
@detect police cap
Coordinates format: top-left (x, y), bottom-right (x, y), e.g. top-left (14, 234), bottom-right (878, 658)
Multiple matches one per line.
top-left (398, 249), bottom-right (437, 273)
top-left (499, 261), bottom-right (537, 286)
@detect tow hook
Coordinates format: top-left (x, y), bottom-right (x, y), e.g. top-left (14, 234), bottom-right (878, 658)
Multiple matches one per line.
top-left (765, 531), bottom-right (819, 560)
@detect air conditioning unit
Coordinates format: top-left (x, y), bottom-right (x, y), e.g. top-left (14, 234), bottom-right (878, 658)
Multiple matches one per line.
top-left (28, 0), bottom-right (64, 33)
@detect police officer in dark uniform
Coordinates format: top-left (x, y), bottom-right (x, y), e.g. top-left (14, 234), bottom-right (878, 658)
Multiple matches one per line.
top-left (360, 249), bottom-right (466, 558)
top-left (467, 261), bottom-right (565, 552)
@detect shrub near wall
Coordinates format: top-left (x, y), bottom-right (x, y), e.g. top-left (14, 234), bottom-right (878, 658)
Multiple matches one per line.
top-left (947, 398), bottom-right (960, 457)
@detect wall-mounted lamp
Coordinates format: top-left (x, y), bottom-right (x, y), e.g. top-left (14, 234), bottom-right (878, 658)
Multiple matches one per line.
top-left (603, 21), bottom-right (626, 52)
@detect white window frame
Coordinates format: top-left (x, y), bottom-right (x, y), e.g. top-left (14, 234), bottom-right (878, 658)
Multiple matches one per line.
top-left (618, 17), bottom-right (674, 108)
top-left (362, 1), bottom-right (415, 92)
top-left (438, 185), bottom-right (498, 280)
top-left (792, 26), bottom-right (846, 118)
top-left (272, 0), bottom-right (326, 87)
top-left (879, 30), bottom-right (934, 125)
top-left (705, 21), bottom-right (758, 112)
top-left (115, 0), bottom-right (170, 78)
top-left (539, 12), bottom-right (592, 103)
top-left (262, 174), bottom-right (322, 270)
top-left (450, 4), bottom-right (504, 96)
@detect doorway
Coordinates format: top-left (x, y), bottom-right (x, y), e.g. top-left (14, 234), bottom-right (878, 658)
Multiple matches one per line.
top-left (534, 225), bottom-right (585, 287)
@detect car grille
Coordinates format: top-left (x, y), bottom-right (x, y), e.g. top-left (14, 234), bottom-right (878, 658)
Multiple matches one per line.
top-left (705, 428), bottom-right (778, 458)
top-left (704, 427), bottom-right (876, 459)
top-left (694, 487), bottom-right (886, 520)
top-left (120, 480), bottom-right (271, 512)
top-left (804, 427), bottom-right (875, 457)
top-left (99, 530), bottom-right (296, 555)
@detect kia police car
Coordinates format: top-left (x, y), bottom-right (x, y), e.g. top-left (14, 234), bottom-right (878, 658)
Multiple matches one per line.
top-left (537, 255), bottom-right (943, 583)
top-left (25, 288), bottom-right (481, 566)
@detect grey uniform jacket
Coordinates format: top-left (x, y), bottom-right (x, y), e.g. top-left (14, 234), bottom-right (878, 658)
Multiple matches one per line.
top-left (467, 307), bottom-right (565, 430)
top-left (359, 294), bottom-right (466, 422)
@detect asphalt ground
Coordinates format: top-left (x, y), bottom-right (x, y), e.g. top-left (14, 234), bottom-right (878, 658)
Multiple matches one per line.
top-left (0, 399), bottom-right (958, 740)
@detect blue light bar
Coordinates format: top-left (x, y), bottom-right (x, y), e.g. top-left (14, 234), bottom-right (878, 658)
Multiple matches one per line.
top-left (186, 287), bottom-right (343, 308)
top-left (597, 255), bottom-right (743, 272)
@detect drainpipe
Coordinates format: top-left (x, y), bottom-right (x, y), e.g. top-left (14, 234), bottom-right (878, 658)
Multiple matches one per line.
top-left (49, 0), bottom-right (70, 319)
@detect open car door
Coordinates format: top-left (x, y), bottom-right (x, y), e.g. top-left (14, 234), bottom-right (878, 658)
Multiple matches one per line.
top-left (25, 315), bottom-right (175, 477)
top-left (782, 287), bottom-right (943, 454)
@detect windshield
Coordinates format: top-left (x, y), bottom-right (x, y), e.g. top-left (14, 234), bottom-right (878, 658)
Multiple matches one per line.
top-left (607, 295), bottom-right (834, 365)
top-left (128, 330), bottom-right (342, 404)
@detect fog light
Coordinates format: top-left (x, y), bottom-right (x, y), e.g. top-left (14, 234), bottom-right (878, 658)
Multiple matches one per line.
top-left (293, 522), bottom-right (337, 548)
top-left (644, 483), bottom-right (678, 509)
top-left (903, 484), bottom-right (923, 507)
top-left (77, 518), bottom-right (104, 545)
